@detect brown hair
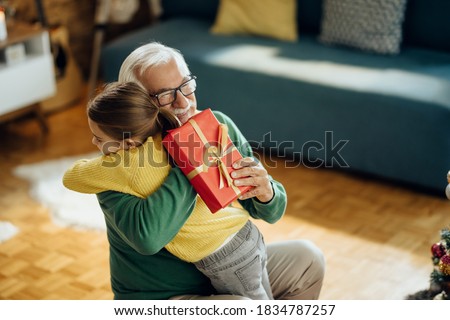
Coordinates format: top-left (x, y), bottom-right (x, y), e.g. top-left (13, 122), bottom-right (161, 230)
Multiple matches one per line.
top-left (87, 82), bottom-right (180, 142)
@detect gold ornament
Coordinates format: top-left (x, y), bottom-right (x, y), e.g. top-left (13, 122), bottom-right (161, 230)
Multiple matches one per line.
top-left (439, 255), bottom-right (450, 276)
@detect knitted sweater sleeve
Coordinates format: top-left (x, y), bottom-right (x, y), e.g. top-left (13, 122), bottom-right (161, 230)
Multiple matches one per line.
top-left (62, 156), bottom-right (131, 194)
top-left (62, 137), bottom-right (173, 198)
top-left (213, 111), bottom-right (287, 224)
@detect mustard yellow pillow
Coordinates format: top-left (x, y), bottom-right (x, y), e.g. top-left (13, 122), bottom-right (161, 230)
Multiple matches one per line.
top-left (211, 0), bottom-right (298, 42)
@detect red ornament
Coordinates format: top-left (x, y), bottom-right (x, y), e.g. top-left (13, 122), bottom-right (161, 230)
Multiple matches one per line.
top-left (439, 255), bottom-right (450, 276)
top-left (431, 242), bottom-right (446, 259)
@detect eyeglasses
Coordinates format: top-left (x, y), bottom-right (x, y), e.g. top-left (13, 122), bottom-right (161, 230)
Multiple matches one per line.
top-left (150, 75), bottom-right (197, 106)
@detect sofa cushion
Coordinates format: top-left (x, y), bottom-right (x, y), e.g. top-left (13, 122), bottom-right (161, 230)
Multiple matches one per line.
top-left (210, 0), bottom-right (298, 42)
top-left (319, 0), bottom-right (408, 54)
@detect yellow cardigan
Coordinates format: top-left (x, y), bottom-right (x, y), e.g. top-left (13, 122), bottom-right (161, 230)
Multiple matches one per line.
top-left (63, 134), bottom-right (248, 262)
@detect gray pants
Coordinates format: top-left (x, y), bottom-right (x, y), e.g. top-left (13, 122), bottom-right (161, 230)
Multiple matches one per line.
top-left (193, 220), bottom-right (273, 300)
top-left (171, 238), bottom-right (325, 300)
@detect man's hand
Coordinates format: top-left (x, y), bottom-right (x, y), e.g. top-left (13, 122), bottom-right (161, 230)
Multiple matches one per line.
top-left (231, 157), bottom-right (274, 203)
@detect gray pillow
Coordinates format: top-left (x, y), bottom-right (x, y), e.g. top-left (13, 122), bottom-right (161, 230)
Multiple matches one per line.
top-left (319, 0), bottom-right (408, 54)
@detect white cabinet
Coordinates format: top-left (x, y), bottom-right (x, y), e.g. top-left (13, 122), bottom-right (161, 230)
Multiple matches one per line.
top-left (0, 23), bottom-right (56, 131)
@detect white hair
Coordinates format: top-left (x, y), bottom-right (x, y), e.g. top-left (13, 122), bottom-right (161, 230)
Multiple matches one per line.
top-left (118, 42), bottom-right (191, 88)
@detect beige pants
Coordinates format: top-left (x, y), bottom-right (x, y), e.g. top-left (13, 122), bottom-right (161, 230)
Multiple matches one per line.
top-left (171, 240), bottom-right (325, 300)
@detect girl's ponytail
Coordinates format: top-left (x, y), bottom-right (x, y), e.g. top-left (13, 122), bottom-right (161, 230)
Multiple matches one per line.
top-left (88, 81), bottom-right (182, 142)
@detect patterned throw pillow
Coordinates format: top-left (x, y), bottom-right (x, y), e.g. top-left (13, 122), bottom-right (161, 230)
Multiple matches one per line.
top-left (319, 0), bottom-right (408, 54)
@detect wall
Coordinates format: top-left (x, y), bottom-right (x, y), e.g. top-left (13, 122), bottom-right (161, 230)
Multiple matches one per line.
top-left (10, 0), bottom-right (95, 79)
top-left (10, 0), bottom-right (153, 80)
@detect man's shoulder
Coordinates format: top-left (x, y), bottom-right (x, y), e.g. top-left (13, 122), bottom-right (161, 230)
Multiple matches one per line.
top-left (211, 109), bottom-right (234, 125)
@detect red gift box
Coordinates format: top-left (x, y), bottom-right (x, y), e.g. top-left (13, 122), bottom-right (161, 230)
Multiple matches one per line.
top-left (162, 109), bottom-right (251, 213)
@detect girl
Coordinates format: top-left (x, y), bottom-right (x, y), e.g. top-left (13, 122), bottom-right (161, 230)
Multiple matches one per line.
top-left (63, 81), bottom-right (273, 299)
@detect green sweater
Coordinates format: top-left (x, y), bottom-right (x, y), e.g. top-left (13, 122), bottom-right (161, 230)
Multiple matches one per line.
top-left (96, 111), bottom-right (287, 299)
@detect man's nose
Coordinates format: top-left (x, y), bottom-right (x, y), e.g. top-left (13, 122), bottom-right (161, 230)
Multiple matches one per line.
top-left (172, 89), bottom-right (189, 108)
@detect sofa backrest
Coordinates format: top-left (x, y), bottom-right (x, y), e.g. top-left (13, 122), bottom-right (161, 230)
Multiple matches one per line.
top-left (161, 0), bottom-right (219, 23)
top-left (160, 0), bottom-right (449, 52)
top-left (160, 0), bottom-right (322, 32)
top-left (402, 0), bottom-right (450, 52)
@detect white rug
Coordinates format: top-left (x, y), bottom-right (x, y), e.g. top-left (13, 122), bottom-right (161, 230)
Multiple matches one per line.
top-left (13, 153), bottom-right (107, 231)
top-left (0, 221), bottom-right (19, 243)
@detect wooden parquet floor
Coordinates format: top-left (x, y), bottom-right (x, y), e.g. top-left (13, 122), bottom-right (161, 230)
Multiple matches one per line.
top-left (1, 90), bottom-right (449, 300)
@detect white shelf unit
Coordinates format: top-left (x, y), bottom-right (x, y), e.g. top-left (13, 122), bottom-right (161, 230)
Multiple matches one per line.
top-left (0, 24), bottom-right (56, 123)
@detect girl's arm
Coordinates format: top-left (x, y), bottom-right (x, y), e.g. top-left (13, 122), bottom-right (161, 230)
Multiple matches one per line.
top-left (63, 157), bottom-right (109, 193)
top-left (63, 156), bottom-right (138, 195)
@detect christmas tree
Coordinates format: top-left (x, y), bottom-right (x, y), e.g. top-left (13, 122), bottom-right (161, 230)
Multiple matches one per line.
top-left (406, 226), bottom-right (450, 300)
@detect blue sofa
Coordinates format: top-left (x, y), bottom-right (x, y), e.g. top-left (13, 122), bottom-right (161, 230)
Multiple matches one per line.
top-left (100, 0), bottom-right (450, 194)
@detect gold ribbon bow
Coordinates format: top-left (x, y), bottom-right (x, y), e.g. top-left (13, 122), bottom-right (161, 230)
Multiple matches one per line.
top-left (186, 119), bottom-right (241, 195)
